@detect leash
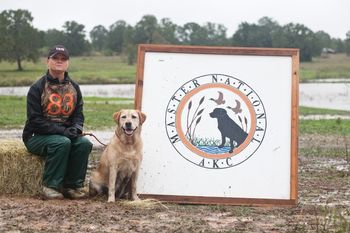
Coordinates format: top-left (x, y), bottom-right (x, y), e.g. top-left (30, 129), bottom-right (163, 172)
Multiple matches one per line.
top-left (82, 132), bottom-right (108, 147)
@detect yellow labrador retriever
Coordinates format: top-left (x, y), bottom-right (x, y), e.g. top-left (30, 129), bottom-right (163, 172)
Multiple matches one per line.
top-left (89, 109), bottom-right (146, 202)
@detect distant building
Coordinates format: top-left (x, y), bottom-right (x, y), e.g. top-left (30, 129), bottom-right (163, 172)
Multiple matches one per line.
top-left (321, 48), bottom-right (336, 58)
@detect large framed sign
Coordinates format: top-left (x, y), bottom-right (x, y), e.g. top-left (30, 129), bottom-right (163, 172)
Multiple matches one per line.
top-left (135, 44), bottom-right (299, 206)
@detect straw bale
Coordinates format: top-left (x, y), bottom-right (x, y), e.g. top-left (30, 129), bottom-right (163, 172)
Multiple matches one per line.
top-left (0, 139), bottom-right (44, 196)
top-left (120, 198), bottom-right (169, 210)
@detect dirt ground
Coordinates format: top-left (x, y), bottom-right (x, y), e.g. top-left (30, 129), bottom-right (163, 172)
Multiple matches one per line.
top-left (1, 134), bottom-right (349, 233)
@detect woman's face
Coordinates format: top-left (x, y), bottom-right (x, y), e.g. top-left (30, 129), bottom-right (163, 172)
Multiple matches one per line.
top-left (47, 54), bottom-right (69, 74)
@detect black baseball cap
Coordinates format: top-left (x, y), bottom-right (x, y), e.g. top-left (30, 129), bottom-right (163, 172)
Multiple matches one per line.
top-left (48, 45), bottom-right (69, 59)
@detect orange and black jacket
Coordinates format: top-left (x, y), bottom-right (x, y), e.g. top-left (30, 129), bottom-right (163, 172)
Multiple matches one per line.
top-left (22, 71), bottom-right (84, 143)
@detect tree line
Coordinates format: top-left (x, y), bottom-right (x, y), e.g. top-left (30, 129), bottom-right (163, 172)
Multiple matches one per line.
top-left (1, 9), bottom-right (350, 71)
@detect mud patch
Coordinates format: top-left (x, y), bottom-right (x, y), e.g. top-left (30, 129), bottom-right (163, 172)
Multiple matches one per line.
top-left (0, 134), bottom-right (349, 232)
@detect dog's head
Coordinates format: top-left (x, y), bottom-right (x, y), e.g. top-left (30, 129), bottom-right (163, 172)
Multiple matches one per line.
top-left (113, 109), bottom-right (146, 137)
top-left (209, 108), bottom-right (227, 118)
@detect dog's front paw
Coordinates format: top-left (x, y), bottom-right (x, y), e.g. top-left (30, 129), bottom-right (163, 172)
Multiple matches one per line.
top-left (88, 181), bottom-right (98, 197)
top-left (107, 196), bottom-right (115, 202)
top-left (131, 195), bottom-right (140, 201)
top-left (218, 145), bottom-right (224, 148)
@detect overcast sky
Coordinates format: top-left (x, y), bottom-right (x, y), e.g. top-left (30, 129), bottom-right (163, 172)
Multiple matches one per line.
top-left (1, 0), bottom-right (349, 39)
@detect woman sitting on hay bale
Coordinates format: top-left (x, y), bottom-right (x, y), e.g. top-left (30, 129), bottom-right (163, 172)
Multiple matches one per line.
top-left (22, 45), bottom-right (93, 200)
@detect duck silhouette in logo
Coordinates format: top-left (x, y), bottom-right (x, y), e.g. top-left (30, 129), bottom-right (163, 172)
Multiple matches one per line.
top-left (209, 91), bottom-right (225, 105)
top-left (227, 99), bottom-right (242, 114)
top-left (209, 108), bottom-right (248, 153)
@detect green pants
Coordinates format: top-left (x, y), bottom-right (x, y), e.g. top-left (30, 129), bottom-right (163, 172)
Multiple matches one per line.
top-left (24, 135), bottom-right (93, 190)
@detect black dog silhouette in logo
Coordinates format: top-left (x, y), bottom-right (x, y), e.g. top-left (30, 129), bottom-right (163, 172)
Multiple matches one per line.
top-left (209, 108), bottom-right (248, 153)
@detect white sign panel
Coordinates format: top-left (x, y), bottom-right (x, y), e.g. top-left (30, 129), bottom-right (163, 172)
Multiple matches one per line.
top-left (135, 45), bottom-right (299, 206)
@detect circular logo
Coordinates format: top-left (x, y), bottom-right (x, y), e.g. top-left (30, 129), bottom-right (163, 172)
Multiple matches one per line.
top-left (165, 74), bottom-right (267, 169)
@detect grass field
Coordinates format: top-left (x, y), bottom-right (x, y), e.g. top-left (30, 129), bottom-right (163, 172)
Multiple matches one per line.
top-left (1, 96), bottom-right (350, 136)
top-left (300, 53), bottom-right (350, 82)
top-left (0, 96), bottom-right (133, 130)
top-left (0, 53), bottom-right (350, 86)
top-left (0, 56), bottom-right (136, 86)
top-left (299, 106), bottom-right (350, 115)
top-left (299, 107), bottom-right (350, 136)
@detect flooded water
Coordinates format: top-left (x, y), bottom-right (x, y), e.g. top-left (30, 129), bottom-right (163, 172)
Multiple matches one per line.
top-left (0, 83), bottom-right (349, 110)
top-left (299, 83), bottom-right (350, 111)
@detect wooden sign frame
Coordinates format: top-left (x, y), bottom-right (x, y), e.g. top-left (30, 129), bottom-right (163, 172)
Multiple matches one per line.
top-left (135, 44), bottom-right (299, 206)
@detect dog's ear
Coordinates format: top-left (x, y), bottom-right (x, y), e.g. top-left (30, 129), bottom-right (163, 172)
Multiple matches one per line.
top-left (113, 111), bottom-right (122, 124)
top-left (137, 110), bottom-right (146, 125)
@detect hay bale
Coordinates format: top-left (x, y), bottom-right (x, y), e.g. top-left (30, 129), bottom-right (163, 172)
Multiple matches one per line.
top-left (0, 139), bottom-right (44, 196)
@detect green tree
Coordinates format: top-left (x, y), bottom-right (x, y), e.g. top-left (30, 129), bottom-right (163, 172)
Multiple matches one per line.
top-left (232, 17), bottom-right (279, 47)
top-left (315, 30), bottom-right (332, 50)
top-left (107, 20), bottom-right (127, 54)
top-left (0, 9), bottom-right (42, 71)
top-left (231, 22), bottom-right (260, 46)
top-left (158, 18), bottom-right (179, 44)
top-left (273, 23), bottom-right (320, 61)
top-left (331, 38), bottom-right (345, 53)
top-left (314, 30), bottom-right (335, 56)
top-left (258, 17), bottom-right (280, 47)
top-left (133, 15), bottom-right (158, 44)
top-left (62, 21), bottom-right (90, 56)
top-left (122, 25), bottom-right (136, 65)
top-left (178, 22), bottom-right (209, 45)
top-left (44, 29), bottom-right (66, 48)
top-left (90, 25), bottom-right (108, 52)
top-left (345, 31), bottom-right (350, 56)
top-left (204, 22), bottom-right (229, 46)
